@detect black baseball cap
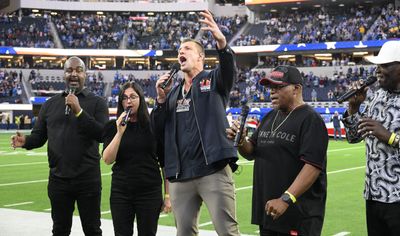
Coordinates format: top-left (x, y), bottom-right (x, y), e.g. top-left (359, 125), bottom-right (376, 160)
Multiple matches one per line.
top-left (259, 65), bottom-right (303, 86)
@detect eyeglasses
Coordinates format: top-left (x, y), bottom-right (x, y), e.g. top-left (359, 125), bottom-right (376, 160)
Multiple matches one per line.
top-left (122, 94), bottom-right (139, 101)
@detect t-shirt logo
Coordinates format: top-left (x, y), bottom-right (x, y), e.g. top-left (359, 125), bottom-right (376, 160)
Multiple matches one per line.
top-left (258, 130), bottom-right (296, 145)
top-left (200, 78), bottom-right (211, 92)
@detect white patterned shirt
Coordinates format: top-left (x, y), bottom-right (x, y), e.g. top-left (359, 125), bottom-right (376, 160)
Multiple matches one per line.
top-left (343, 89), bottom-right (400, 203)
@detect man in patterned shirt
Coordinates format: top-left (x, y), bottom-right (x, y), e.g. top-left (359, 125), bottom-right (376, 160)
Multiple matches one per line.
top-left (342, 40), bottom-right (400, 236)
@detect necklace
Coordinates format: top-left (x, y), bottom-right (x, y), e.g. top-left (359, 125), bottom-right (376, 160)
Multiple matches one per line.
top-left (270, 104), bottom-right (303, 132)
top-left (181, 84), bottom-right (191, 99)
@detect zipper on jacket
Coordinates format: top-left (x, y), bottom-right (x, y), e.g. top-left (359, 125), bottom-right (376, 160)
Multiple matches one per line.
top-left (191, 87), bottom-right (209, 165)
top-left (171, 86), bottom-right (182, 179)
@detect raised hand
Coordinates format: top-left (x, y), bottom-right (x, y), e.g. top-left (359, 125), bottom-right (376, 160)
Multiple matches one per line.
top-left (199, 10), bottom-right (226, 49)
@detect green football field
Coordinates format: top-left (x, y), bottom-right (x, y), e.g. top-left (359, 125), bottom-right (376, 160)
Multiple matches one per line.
top-left (0, 131), bottom-right (367, 235)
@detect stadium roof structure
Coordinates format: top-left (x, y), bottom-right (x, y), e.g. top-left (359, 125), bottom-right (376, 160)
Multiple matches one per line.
top-left (246, 0), bottom-right (392, 12)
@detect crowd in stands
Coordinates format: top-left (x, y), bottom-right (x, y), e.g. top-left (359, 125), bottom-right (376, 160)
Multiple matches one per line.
top-left (0, 3), bottom-right (397, 51)
top-left (0, 11), bottom-right (246, 50)
top-left (201, 15), bottom-right (247, 48)
top-left (235, 12), bottom-right (300, 46)
top-left (2, 63), bottom-right (377, 108)
top-left (0, 13), bottom-right (54, 48)
top-left (29, 70), bottom-right (105, 97)
top-left (105, 64), bottom-right (378, 108)
top-left (0, 69), bottom-right (23, 103)
top-left (228, 65), bottom-right (376, 107)
top-left (290, 7), bottom-right (379, 44)
top-left (365, 3), bottom-right (400, 40)
top-left (126, 12), bottom-right (201, 50)
top-left (257, 55), bottom-right (361, 68)
top-left (109, 71), bottom-right (159, 107)
top-left (235, 4), bottom-right (388, 46)
top-left (54, 13), bottom-right (125, 49)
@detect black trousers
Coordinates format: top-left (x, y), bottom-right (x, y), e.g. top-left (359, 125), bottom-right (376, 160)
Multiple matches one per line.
top-left (47, 176), bottom-right (102, 236)
top-left (259, 216), bottom-right (323, 236)
top-left (259, 225), bottom-right (301, 236)
top-left (110, 180), bottom-right (162, 236)
top-left (366, 200), bottom-right (400, 236)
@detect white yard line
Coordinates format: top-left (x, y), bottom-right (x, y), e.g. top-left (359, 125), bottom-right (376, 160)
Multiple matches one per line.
top-left (0, 179), bottom-right (48, 187)
top-left (328, 166), bottom-right (365, 174)
top-left (101, 210), bottom-right (111, 215)
top-left (237, 160), bottom-right (253, 164)
top-left (327, 146), bottom-right (364, 152)
top-left (332, 232), bottom-right (351, 236)
top-left (0, 151), bottom-right (47, 156)
top-left (0, 172), bottom-right (112, 187)
top-left (236, 186), bottom-right (252, 191)
top-left (4, 201), bottom-right (34, 207)
top-left (0, 162), bottom-right (47, 168)
top-left (198, 221), bottom-right (213, 227)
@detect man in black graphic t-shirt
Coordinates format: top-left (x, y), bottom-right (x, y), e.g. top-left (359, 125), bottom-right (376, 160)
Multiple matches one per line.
top-left (227, 65), bottom-right (329, 236)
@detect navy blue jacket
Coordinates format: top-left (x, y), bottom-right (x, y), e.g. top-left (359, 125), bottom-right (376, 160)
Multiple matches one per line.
top-left (152, 46), bottom-right (238, 179)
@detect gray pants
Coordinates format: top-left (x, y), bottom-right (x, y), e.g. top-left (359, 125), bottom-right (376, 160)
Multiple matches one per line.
top-left (169, 165), bottom-right (240, 236)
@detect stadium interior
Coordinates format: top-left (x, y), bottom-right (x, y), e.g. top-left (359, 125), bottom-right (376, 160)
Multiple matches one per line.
top-left (0, 0), bottom-right (398, 131)
top-left (1, 1), bottom-right (399, 235)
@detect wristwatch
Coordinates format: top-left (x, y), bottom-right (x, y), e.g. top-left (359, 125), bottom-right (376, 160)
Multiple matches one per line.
top-left (281, 193), bottom-right (294, 205)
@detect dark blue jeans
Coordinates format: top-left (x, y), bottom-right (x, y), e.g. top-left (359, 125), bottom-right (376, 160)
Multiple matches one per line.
top-left (333, 127), bottom-right (342, 140)
top-left (47, 176), bottom-right (102, 236)
top-left (366, 200), bottom-right (400, 236)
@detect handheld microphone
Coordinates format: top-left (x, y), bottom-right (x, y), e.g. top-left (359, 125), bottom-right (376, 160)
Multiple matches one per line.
top-left (65, 86), bottom-right (77, 116)
top-left (120, 107), bottom-right (132, 126)
top-left (337, 76), bottom-right (377, 104)
top-left (233, 105), bottom-right (250, 147)
top-left (160, 63), bottom-right (181, 89)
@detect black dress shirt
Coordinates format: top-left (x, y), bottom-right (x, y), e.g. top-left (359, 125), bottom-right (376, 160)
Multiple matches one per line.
top-left (24, 88), bottom-right (109, 179)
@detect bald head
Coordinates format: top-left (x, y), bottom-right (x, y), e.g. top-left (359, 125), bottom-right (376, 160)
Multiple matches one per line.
top-left (64, 57), bottom-right (86, 72)
top-left (64, 56), bottom-right (86, 91)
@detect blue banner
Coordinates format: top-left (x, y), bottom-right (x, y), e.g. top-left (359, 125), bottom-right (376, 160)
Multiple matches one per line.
top-left (274, 40), bottom-right (395, 52)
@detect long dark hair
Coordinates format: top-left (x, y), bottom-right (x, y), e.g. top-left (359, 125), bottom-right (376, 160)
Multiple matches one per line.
top-left (117, 82), bottom-right (150, 128)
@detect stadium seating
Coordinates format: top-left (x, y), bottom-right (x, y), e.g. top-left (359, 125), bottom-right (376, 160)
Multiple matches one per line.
top-left (0, 14), bottom-right (54, 48)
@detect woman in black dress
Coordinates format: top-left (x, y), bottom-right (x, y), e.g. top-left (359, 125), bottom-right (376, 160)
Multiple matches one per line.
top-left (103, 82), bottom-right (171, 236)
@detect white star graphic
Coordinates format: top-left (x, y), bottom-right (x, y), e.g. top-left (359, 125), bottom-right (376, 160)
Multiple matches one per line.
top-left (354, 41), bottom-right (368, 48)
top-left (325, 42), bottom-right (337, 49)
top-left (297, 43), bottom-right (306, 47)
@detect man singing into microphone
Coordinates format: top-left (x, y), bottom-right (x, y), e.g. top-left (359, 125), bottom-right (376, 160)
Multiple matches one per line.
top-left (342, 40), bottom-right (400, 235)
top-left (11, 56), bottom-right (109, 236)
top-left (152, 10), bottom-right (240, 236)
top-left (226, 65), bottom-right (328, 236)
